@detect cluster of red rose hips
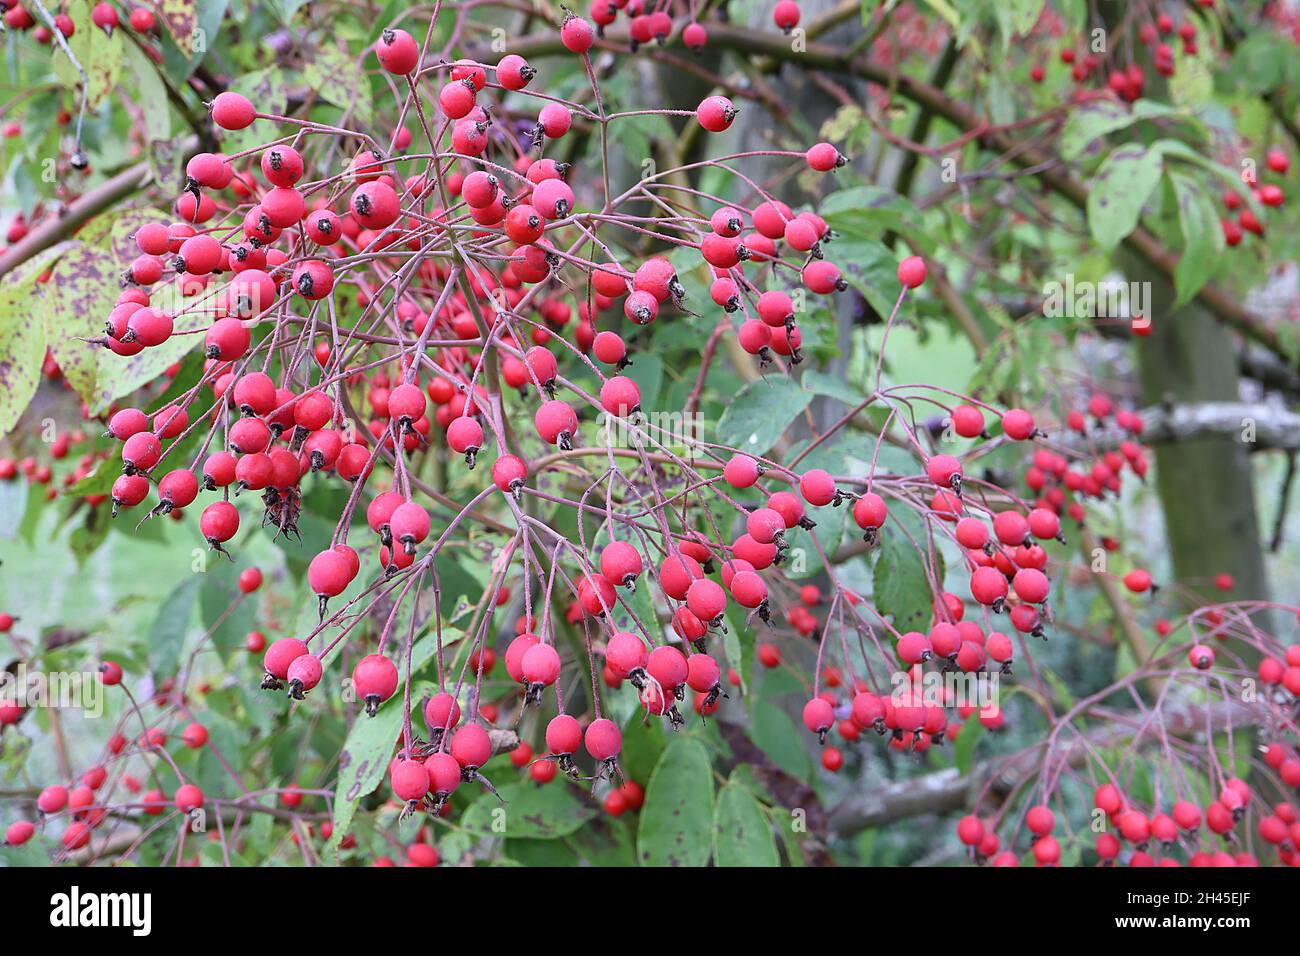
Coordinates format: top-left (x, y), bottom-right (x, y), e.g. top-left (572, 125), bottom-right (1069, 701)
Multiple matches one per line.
top-left (84, 1), bottom-right (876, 750)
top-left (1026, 2), bottom-right (1217, 93)
top-left (959, 764), bottom-right (1300, 868)
top-left (4, 0), bottom-right (1298, 869)
top-left (0, 420), bottom-right (97, 501)
top-left (1221, 148), bottom-right (1289, 246)
top-left (1, 635), bottom-right (214, 854)
top-left (1, 1), bottom-right (157, 37)
top-left (567, 0), bottom-right (802, 54)
top-left (3, 5), bottom-right (857, 837)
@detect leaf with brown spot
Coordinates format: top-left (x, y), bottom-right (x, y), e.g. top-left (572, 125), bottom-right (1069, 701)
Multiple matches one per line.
top-left (0, 262), bottom-right (54, 441)
top-left (1086, 144), bottom-right (1163, 250)
top-left (302, 41), bottom-right (373, 128)
top-left (34, 241), bottom-right (118, 404)
top-left (77, 208), bottom-right (167, 265)
top-left (330, 699), bottom-right (403, 854)
top-left (159, 0), bottom-right (200, 55)
top-left (51, 1), bottom-right (125, 110)
top-left (713, 779), bottom-right (780, 866)
top-left (460, 782), bottom-right (597, 839)
top-left (637, 736), bottom-right (714, 867)
top-left (327, 629), bottom-right (458, 856)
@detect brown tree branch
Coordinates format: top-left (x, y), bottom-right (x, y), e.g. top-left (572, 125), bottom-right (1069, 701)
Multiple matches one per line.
top-left (0, 161), bottom-right (154, 280)
top-left (826, 698), bottom-right (1257, 836)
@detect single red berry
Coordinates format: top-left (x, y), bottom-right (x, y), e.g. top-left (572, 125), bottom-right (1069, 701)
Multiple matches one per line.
top-left (799, 469), bottom-right (837, 506)
top-left (211, 92), bottom-right (256, 130)
top-left (897, 255), bottom-right (927, 289)
top-left (537, 103), bottom-right (572, 138)
top-left (560, 13), bottom-right (595, 53)
top-left (98, 661), bottom-right (123, 685)
top-left (599, 376), bottom-right (640, 416)
top-left (375, 27), bottom-right (419, 74)
top-left (585, 718), bottom-right (622, 762)
top-left (521, 642), bottom-right (562, 688)
top-left (352, 654), bottom-right (399, 715)
top-left (773, 0), bottom-right (801, 30)
top-left (174, 783), bottom-right (205, 813)
top-left (390, 758), bottom-right (430, 802)
top-left (805, 142), bottom-right (846, 171)
top-left (491, 454), bottom-right (528, 494)
top-left (286, 655), bottom-right (323, 697)
top-left (1189, 644), bottom-right (1215, 670)
top-left (546, 714), bottom-right (583, 756)
top-left (438, 79), bottom-right (477, 119)
top-left (449, 723), bottom-right (493, 769)
top-left (802, 259), bottom-right (845, 294)
top-left (423, 692), bottom-right (462, 735)
top-left (696, 95), bottom-right (738, 133)
top-left (1002, 408), bottom-right (1036, 440)
top-left (957, 815), bottom-right (984, 846)
top-left (497, 53), bottom-right (534, 90)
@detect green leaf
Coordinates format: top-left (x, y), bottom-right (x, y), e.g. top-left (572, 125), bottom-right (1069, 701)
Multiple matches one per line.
top-left (68, 503), bottom-right (112, 567)
top-left (460, 781), bottom-right (597, 839)
top-left (302, 42), bottom-right (373, 129)
top-left (952, 716), bottom-right (985, 775)
top-left (872, 508), bottom-right (937, 634)
top-left (68, 464), bottom-right (117, 498)
top-left (122, 36), bottom-right (171, 143)
top-left (198, 560), bottom-right (257, 654)
top-left (821, 185), bottom-right (916, 227)
top-left (991, 0), bottom-right (1042, 48)
top-left (327, 626), bottom-right (459, 853)
top-left (801, 368), bottom-right (866, 407)
top-left (269, 0), bottom-right (312, 23)
top-left (716, 378), bottom-right (811, 456)
top-left (1060, 99), bottom-right (1177, 162)
top-left (749, 698), bottom-right (811, 779)
top-left (0, 479), bottom-right (29, 539)
top-left (637, 736), bottom-right (714, 866)
top-left (1232, 33), bottom-right (1290, 95)
top-left (328, 699), bottom-right (403, 853)
top-left (618, 714), bottom-right (667, 785)
top-left (828, 235), bottom-right (913, 321)
top-left (915, 0), bottom-right (960, 32)
top-left (147, 576), bottom-right (201, 678)
top-left (1061, 99), bottom-right (1128, 162)
top-left (1168, 171), bottom-right (1222, 309)
top-left (713, 780), bottom-right (779, 866)
top-left (159, 0), bottom-right (227, 78)
top-left (623, 353), bottom-right (663, 412)
top-left (1087, 145), bottom-right (1163, 250)
top-left (722, 601), bottom-right (753, 696)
